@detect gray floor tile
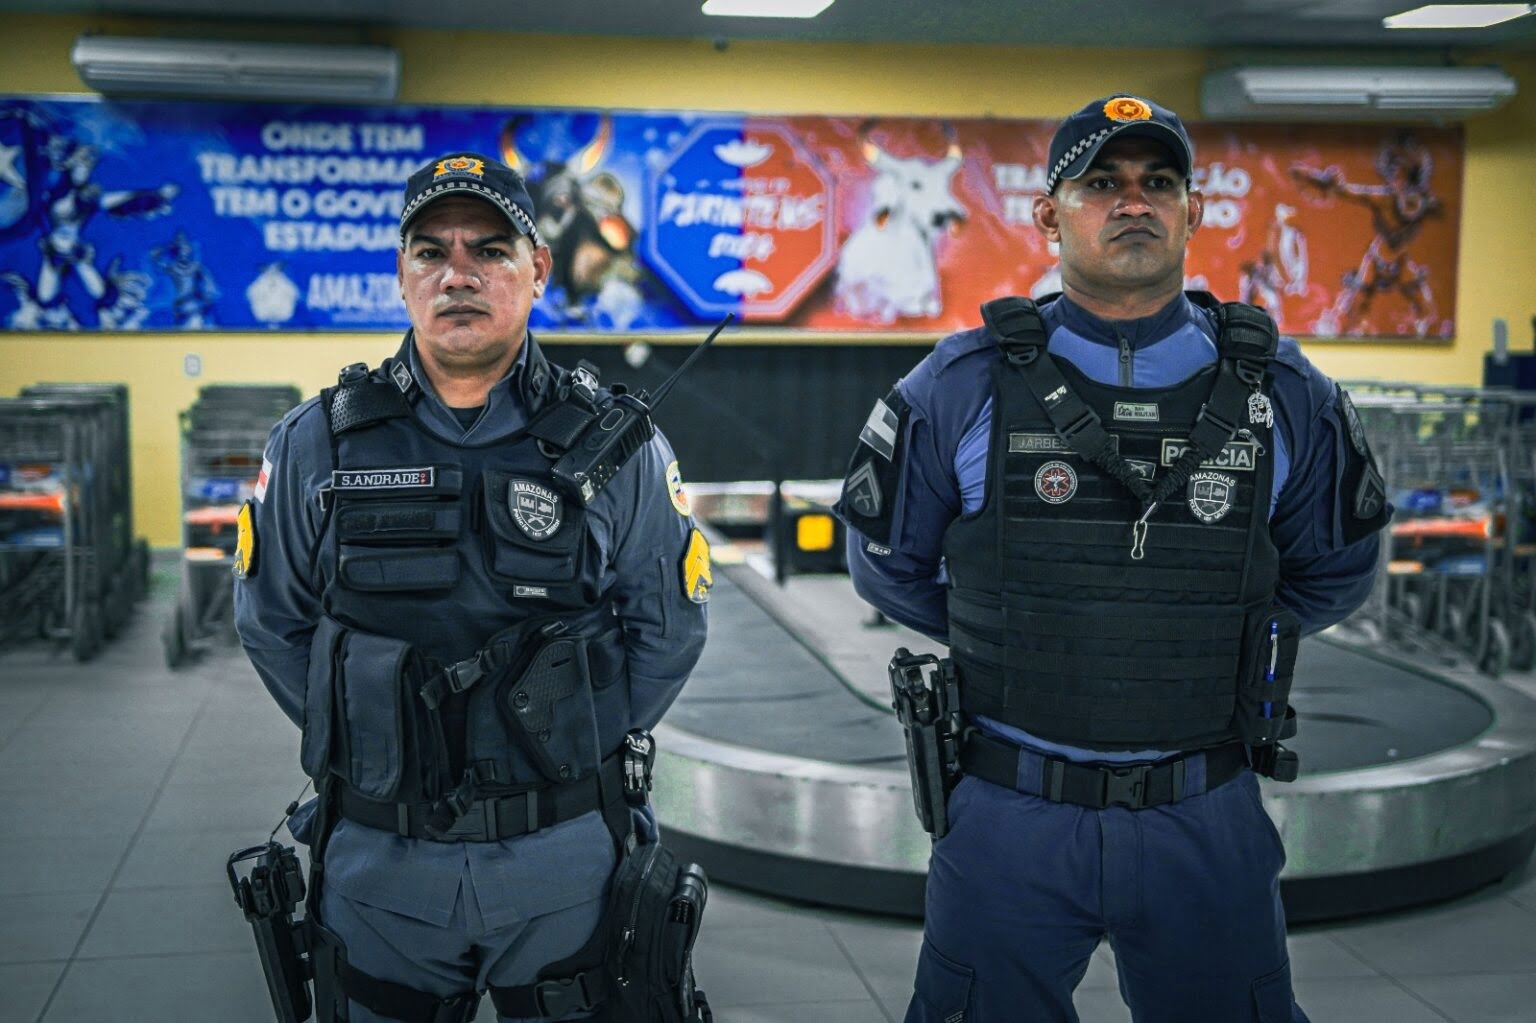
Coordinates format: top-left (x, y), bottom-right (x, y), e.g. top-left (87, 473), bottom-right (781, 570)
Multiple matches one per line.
top-left (0, 960), bottom-right (67, 1023)
top-left (116, 829), bottom-right (305, 890)
top-left (0, 783), bottom-right (160, 839)
top-left (0, 835), bottom-right (132, 897)
top-left (692, 922), bottom-right (869, 1007)
top-left (1285, 928), bottom-right (1380, 979)
top-left (138, 778), bottom-right (305, 835)
top-left (707, 1001), bottom-right (892, 1023)
top-left (1402, 972), bottom-right (1536, 1023)
top-left (826, 916), bottom-right (923, 1018)
top-left (1330, 896), bottom-right (1536, 976)
top-left (1291, 976), bottom-right (1452, 1022)
top-left (75, 884), bottom-right (250, 958)
top-left (1072, 986), bottom-right (1134, 1023)
top-left (43, 952), bottom-right (274, 1023)
top-left (705, 882), bottom-right (832, 932)
top-left (0, 892), bottom-right (99, 963)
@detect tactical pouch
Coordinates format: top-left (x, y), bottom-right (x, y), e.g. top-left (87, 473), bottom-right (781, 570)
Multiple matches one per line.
top-left (481, 470), bottom-right (587, 602)
top-left (604, 839), bottom-right (713, 1023)
top-left (333, 468), bottom-right (463, 593)
top-left (304, 615), bottom-right (436, 801)
top-left (1235, 606), bottom-right (1301, 748)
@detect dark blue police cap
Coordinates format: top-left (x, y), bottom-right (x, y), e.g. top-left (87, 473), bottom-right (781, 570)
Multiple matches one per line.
top-left (1045, 95), bottom-right (1194, 194)
top-left (400, 153), bottom-right (544, 247)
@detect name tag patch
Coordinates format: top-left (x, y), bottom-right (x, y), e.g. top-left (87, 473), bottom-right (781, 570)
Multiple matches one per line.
top-left (514, 585), bottom-right (549, 598)
top-left (1010, 433), bottom-right (1119, 456)
top-left (333, 467), bottom-right (436, 490)
top-left (1159, 439), bottom-right (1257, 472)
top-left (1113, 401), bottom-right (1160, 422)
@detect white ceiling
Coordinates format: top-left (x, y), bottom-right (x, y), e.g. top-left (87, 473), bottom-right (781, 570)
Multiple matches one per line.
top-left (5, 0), bottom-right (1536, 50)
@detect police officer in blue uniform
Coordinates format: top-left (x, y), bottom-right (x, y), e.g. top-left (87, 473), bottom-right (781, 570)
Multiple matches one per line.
top-left (837, 96), bottom-right (1389, 1022)
top-left (234, 153), bottom-right (710, 1022)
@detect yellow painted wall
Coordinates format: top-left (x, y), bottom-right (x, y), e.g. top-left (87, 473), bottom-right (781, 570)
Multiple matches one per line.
top-left (1, 13), bottom-right (1534, 543)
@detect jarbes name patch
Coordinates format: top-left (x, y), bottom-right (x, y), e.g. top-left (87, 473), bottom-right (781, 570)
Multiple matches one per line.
top-left (333, 467), bottom-right (436, 490)
top-left (1159, 439), bottom-right (1257, 472)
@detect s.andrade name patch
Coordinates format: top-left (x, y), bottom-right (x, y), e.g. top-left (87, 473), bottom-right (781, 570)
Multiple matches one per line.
top-left (332, 467), bottom-right (436, 490)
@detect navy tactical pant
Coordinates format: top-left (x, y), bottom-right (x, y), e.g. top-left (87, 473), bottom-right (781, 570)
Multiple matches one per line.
top-left (905, 765), bottom-right (1310, 1023)
top-left (320, 868), bottom-right (603, 1022)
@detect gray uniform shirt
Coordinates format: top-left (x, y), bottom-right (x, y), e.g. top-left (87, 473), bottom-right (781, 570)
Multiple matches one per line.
top-left (233, 334), bottom-right (708, 927)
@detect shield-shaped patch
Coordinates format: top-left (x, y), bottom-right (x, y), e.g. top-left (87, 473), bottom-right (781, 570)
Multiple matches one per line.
top-left (845, 459), bottom-right (882, 518)
top-left (1186, 470), bottom-right (1237, 524)
top-left (509, 479), bottom-right (563, 540)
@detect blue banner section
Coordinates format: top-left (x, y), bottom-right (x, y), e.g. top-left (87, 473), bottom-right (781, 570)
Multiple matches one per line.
top-left (0, 97), bottom-right (704, 332)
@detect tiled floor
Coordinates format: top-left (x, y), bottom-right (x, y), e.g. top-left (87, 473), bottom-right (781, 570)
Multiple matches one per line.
top-left (2, 558), bottom-right (1535, 1022)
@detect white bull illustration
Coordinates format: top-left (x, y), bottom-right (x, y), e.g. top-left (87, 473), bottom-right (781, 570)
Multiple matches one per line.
top-left (834, 134), bottom-right (967, 323)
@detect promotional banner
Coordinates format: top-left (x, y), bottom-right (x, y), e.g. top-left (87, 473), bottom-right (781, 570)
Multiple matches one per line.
top-left (0, 96), bottom-right (1462, 339)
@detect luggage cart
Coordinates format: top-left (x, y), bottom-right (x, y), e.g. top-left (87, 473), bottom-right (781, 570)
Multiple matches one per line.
top-left (19, 385), bottom-right (149, 641)
top-left (1345, 383), bottom-right (1534, 675)
top-left (164, 385), bottom-right (299, 669)
top-left (0, 397), bottom-right (106, 660)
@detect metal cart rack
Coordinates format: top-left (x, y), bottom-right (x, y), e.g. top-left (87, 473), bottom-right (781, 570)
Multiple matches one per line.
top-left (1344, 382), bottom-right (1536, 675)
top-left (163, 384), bottom-right (299, 669)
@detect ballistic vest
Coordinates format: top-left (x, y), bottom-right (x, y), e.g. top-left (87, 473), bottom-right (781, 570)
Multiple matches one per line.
top-left (943, 296), bottom-right (1285, 752)
top-left (298, 333), bottom-right (631, 813)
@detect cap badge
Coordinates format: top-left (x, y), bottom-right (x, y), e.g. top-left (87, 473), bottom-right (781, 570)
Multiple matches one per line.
top-left (434, 156), bottom-right (485, 178)
top-left (1104, 97), bottom-right (1153, 123)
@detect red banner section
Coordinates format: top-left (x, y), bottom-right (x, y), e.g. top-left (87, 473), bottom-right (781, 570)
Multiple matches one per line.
top-left (776, 118), bottom-right (1462, 340)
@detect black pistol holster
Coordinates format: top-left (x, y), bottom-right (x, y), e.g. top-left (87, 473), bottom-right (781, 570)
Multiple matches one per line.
top-left (889, 647), bottom-right (967, 838)
top-left (228, 841), bottom-right (312, 1023)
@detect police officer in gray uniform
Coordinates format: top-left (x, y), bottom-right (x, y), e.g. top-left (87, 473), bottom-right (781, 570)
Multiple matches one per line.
top-left (234, 152), bottom-right (710, 1022)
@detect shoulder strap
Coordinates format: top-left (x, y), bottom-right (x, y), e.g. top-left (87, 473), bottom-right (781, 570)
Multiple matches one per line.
top-left (982, 297), bottom-right (1152, 501)
top-left (323, 362), bottom-right (413, 437)
top-left (527, 359), bottom-right (604, 455)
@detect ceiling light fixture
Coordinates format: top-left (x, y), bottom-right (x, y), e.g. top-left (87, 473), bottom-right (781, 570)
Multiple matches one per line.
top-left (702, 0), bottom-right (836, 18)
top-left (1384, 4), bottom-right (1534, 29)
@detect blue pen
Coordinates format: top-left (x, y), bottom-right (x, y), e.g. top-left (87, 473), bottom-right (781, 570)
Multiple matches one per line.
top-left (1263, 619), bottom-right (1278, 718)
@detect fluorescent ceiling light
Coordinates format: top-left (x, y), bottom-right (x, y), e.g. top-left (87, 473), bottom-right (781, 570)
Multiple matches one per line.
top-left (702, 0), bottom-right (836, 17)
top-left (1384, 4), bottom-right (1533, 29)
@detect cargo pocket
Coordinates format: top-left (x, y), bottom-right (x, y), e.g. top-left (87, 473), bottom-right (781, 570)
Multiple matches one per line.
top-left (1251, 961), bottom-right (1295, 1023)
top-left (1235, 606), bottom-right (1301, 746)
top-left (481, 470), bottom-right (585, 596)
top-left (912, 939), bottom-right (974, 1022)
top-left (300, 615), bottom-right (347, 780)
top-left (338, 629), bottom-right (412, 800)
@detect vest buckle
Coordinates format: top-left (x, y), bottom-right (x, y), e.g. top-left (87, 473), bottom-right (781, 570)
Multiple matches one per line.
top-left (534, 972), bottom-right (599, 1016)
top-left (622, 730), bottom-right (656, 806)
top-left (1101, 763), bottom-right (1152, 809)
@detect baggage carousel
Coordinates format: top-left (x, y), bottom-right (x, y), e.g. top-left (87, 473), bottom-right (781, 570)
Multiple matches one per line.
top-left (651, 558), bottom-right (1536, 922)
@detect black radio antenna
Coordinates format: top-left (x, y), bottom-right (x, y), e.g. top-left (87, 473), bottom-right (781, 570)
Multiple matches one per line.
top-left (648, 313), bottom-right (734, 411)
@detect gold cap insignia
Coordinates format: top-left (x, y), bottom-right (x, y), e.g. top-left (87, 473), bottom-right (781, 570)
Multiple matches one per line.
top-left (434, 156), bottom-right (485, 178)
top-left (1104, 97), bottom-right (1153, 123)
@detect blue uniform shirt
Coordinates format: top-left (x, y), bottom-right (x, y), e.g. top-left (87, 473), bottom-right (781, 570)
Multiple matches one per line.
top-left (234, 333), bottom-right (708, 927)
top-left (842, 293), bottom-right (1382, 763)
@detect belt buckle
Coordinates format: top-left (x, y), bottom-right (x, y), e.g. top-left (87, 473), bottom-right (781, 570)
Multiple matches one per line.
top-left (426, 800), bottom-right (489, 841)
top-left (1102, 763), bottom-right (1152, 808)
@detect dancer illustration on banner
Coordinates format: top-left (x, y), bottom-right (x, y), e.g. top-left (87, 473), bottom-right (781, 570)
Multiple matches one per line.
top-left (153, 230), bottom-right (219, 328)
top-left (1292, 132), bottom-right (1442, 338)
top-left (17, 133), bottom-right (179, 329)
top-left (1237, 203), bottom-right (1309, 316)
top-left (833, 122), bottom-right (967, 324)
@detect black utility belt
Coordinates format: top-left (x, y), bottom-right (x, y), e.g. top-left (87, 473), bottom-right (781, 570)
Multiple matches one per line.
top-left (961, 732), bottom-right (1248, 810)
top-left (339, 752), bottom-right (627, 843)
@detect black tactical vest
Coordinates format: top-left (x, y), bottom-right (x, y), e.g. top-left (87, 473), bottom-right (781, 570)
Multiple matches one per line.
top-left (298, 335), bottom-right (631, 811)
top-left (943, 296), bottom-right (1297, 752)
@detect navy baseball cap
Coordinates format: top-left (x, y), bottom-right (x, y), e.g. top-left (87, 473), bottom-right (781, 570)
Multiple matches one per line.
top-left (1045, 95), bottom-right (1194, 194)
top-left (399, 153), bottom-right (544, 247)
